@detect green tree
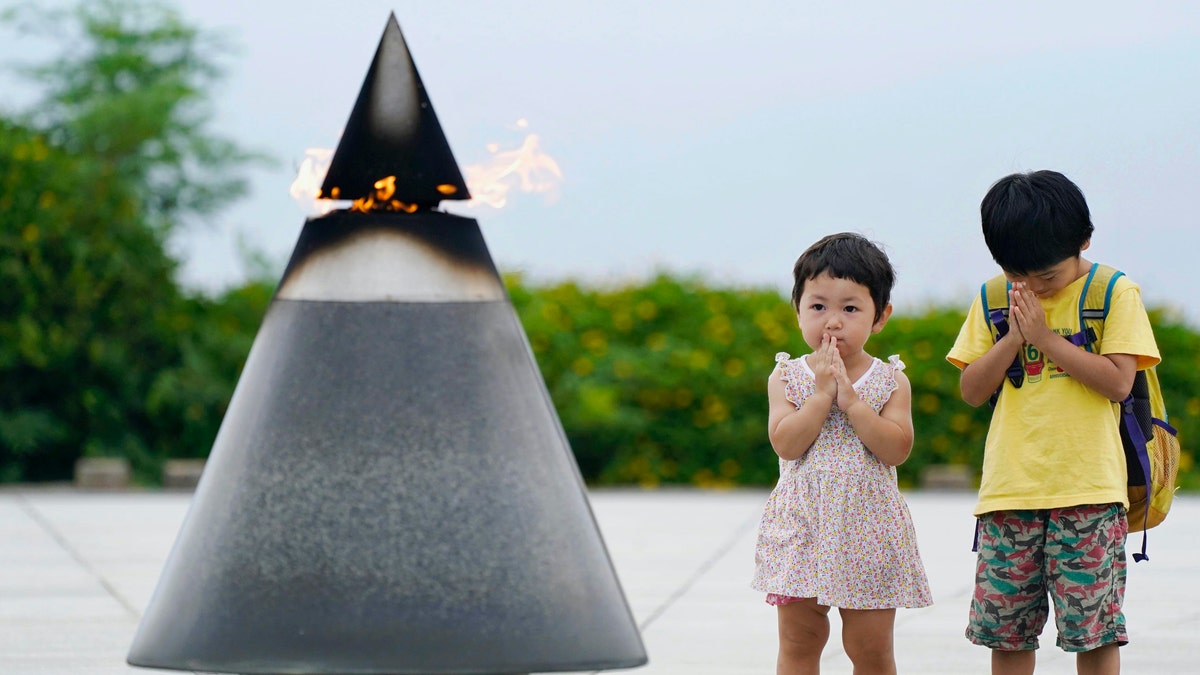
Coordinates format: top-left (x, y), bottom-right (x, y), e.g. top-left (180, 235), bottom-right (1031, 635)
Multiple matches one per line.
top-left (0, 120), bottom-right (184, 480)
top-left (3, 0), bottom-right (263, 231)
top-left (0, 0), bottom-right (267, 482)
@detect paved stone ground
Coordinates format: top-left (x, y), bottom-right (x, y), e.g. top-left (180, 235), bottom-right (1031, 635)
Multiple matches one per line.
top-left (2, 487), bottom-right (1197, 674)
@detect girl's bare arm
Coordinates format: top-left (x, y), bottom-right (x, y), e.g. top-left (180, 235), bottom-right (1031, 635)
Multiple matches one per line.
top-left (842, 369), bottom-right (915, 466)
top-left (767, 368), bottom-right (831, 461)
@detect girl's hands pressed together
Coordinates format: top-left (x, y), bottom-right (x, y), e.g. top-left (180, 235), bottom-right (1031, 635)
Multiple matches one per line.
top-left (808, 333), bottom-right (839, 402)
top-left (826, 336), bottom-right (861, 412)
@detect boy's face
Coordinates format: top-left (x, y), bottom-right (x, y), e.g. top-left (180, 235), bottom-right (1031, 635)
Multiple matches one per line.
top-left (795, 272), bottom-right (890, 357)
top-left (1003, 254), bottom-right (1090, 299)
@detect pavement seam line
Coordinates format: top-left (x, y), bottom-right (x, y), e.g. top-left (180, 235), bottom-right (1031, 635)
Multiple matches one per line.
top-left (638, 509), bottom-right (762, 632)
top-left (16, 492), bottom-right (143, 620)
top-left (583, 509), bottom-right (763, 675)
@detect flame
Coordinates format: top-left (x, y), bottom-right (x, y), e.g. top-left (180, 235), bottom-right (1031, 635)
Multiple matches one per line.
top-left (289, 119), bottom-right (563, 213)
top-left (348, 175), bottom-right (419, 213)
top-left (289, 148), bottom-right (338, 215)
top-left (463, 125), bottom-right (564, 209)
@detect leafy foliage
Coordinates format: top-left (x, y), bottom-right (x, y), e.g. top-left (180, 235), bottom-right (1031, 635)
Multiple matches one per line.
top-left (0, 120), bottom-right (182, 480)
top-left (506, 274), bottom-right (1200, 491)
top-left (507, 272), bottom-right (797, 488)
top-left (2, 0), bottom-right (266, 231)
top-left (0, 0), bottom-right (269, 482)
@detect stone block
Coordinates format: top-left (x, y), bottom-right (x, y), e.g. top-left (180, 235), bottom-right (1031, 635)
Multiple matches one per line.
top-left (73, 457), bottom-right (131, 490)
top-left (162, 459), bottom-right (206, 490)
top-left (919, 464), bottom-right (974, 491)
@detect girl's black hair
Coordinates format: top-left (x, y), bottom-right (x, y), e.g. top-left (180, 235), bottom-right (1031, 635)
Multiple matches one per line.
top-left (791, 232), bottom-right (895, 322)
top-left (980, 170), bottom-right (1094, 274)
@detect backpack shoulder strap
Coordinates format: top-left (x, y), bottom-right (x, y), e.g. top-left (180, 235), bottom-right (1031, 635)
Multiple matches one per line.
top-left (982, 273), bottom-right (1011, 340)
top-left (1073, 263), bottom-right (1124, 353)
top-left (980, 273), bottom-right (1023, 404)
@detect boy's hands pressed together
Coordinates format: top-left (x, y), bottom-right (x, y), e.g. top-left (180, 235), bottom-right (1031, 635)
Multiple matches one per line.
top-left (1008, 283), bottom-right (1052, 348)
top-left (1007, 281), bottom-right (1137, 402)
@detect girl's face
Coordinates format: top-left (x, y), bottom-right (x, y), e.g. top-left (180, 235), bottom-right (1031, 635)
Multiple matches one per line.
top-left (795, 272), bottom-right (891, 358)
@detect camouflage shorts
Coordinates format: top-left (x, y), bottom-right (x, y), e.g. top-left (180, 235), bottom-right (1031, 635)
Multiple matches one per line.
top-left (966, 504), bottom-right (1128, 653)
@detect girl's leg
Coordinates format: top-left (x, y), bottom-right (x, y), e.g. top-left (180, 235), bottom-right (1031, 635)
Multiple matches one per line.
top-left (838, 608), bottom-right (896, 675)
top-left (776, 598), bottom-right (830, 675)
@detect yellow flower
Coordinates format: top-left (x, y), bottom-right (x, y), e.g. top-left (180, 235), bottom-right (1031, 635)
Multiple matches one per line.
top-left (572, 356), bottom-right (594, 376)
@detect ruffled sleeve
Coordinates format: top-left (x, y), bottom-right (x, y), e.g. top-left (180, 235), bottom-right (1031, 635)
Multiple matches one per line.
top-left (774, 352), bottom-right (793, 383)
top-left (878, 354), bottom-right (906, 399)
top-left (774, 352), bottom-right (802, 408)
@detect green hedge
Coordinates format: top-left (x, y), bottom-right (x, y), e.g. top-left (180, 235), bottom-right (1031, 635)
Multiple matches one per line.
top-left (2, 265), bottom-right (1196, 489)
top-left (505, 273), bottom-right (1200, 491)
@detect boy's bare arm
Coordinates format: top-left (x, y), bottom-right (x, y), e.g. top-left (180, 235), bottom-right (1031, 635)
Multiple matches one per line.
top-left (767, 368), bottom-right (831, 461)
top-left (1027, 335), bottom-right (1138, 401)
top-left (842, 369), bottom-right (914, 466)
top-left (959, 330), bottom-right (1024, 407)
top-left (1010, 285), bottom-right (1138, 401)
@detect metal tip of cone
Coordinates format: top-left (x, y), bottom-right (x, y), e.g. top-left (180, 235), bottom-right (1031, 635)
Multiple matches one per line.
top-left (319, 14), bottom-right (470, 205)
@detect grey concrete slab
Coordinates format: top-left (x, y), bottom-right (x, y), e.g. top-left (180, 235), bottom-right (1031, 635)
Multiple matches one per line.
top-left (1, 487), bottom-right (1198, 674)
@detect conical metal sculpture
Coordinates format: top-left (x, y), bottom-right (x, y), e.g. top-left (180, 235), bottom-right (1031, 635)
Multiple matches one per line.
top-left (127, 14), bottom-right (647, 675)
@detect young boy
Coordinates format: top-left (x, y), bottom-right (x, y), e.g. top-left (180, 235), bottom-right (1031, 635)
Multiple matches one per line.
top-left (946, 170), bottom-right (1160, 675)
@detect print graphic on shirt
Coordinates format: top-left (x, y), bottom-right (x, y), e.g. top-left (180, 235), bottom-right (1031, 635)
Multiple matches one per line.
top-left (1023, 344), bottom-right (1044, 384)
top-left (1019, 327), bottom-right (1077, 383)
top-left (1048, 327), bottom-right (1075, 379)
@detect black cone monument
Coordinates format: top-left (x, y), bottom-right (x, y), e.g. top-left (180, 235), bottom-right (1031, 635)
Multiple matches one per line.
top-left (127, 14), bottom-right (647, 675)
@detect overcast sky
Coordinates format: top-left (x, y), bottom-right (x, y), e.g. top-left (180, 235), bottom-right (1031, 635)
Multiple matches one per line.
top-left (5, 1), bottom-right (1199, 323)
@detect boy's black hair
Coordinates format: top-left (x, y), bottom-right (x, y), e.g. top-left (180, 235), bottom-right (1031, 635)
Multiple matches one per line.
top-left (980, 170), bottom-right (1094, 274)
top-left (791, 232), bottom-right (894, 322)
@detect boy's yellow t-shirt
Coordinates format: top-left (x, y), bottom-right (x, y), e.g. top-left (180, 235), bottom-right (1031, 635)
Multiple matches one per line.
top-left (946, 271), bottom-right (1160, 515)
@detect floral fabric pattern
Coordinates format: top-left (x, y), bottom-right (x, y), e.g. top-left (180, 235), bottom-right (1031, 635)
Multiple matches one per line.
top-left (752, 352), bottom-right (933, 609)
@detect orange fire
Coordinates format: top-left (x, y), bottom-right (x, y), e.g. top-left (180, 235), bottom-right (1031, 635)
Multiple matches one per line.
top-left (350, 175), bottom-right (418, 213)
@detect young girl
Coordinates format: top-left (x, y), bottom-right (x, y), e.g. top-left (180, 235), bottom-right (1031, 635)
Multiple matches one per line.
top-left (752, 233), bottom-right (932, 675)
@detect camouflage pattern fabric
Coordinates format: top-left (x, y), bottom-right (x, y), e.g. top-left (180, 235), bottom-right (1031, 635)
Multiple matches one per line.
top-left (966, 504), bottom-right (1128, 653)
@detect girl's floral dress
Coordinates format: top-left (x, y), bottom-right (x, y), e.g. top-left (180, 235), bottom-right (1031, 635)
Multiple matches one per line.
top-left (752, 352), bottom-right (933, 609)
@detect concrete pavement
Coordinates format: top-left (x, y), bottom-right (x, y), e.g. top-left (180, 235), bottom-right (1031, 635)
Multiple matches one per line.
top-left (2, 487), bottom-right (1197, 674)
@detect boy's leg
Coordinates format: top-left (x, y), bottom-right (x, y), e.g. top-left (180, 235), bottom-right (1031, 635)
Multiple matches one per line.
top-left (992, 649), bottom-right (1035, 675)
top-left (1076, 643), bottom-right (1120, 675)
top-left (966, 510), bottom-right (1050, 649)
top-left (1044, 503), bottom-right (1127, 671)
top-left (839, 607), bottom-right (896, 675)
top-left (966, 511), bottom-right (1049, 665)
top-left (776, 598), bottom-right (830, 675)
